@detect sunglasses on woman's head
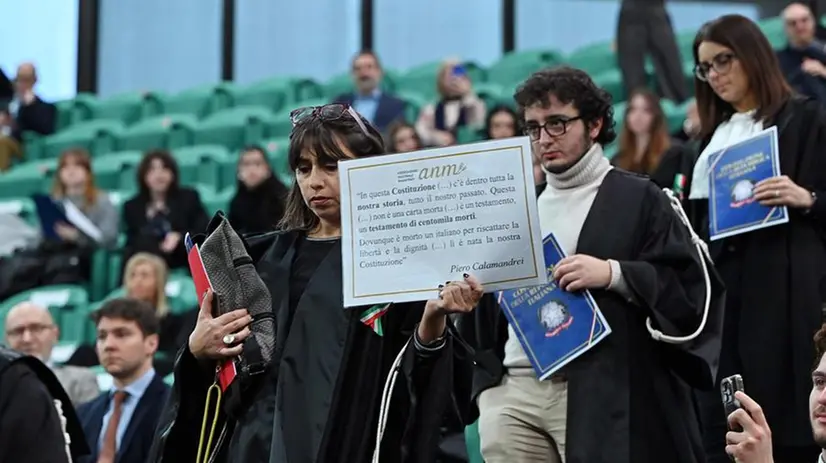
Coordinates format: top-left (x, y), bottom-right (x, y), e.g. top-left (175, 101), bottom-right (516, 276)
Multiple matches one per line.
top-left (289, 103), bottom-right (370, 137)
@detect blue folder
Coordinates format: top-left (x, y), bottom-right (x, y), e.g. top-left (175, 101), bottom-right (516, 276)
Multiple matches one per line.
top-left (32, 194), bottom-right (68, 241)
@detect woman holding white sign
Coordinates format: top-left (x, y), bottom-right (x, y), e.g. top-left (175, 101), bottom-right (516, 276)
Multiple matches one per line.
top-left (654, 14), bottom-right (826, 463)
top-left (150, 103), bottom-right (484, 463)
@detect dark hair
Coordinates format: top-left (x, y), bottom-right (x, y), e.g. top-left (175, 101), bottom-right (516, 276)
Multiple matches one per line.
top-left (90, 298), bottom-right (160, 336)
top-left (386, 120), bottom-right (421, 152)
top-left (136, 149), bottom-right (180, 199)
top-left (485, 105), bottom-right (519, 139)
top-left (352, 50), bottom-right (382, 70)
top-left (279, 107), bottom-right (385, 231)
top-left (814, 323), bottom-right (826, 370)
top-left (514, 66), bottom-right (617, 145)
top-left (615, 88), bottom-right (671, 175)
top-left (693, 15), bottom-right (792, 139)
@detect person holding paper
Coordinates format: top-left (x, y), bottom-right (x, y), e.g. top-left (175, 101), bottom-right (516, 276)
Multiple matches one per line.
top-left (150, 103), bottom-right (484, 463)
top-left (50, 149), bottom-right (119, 250)
top-left (458, 66), bottom-right (721, 463)
top-left (658, 15), bottom-right (826, 463)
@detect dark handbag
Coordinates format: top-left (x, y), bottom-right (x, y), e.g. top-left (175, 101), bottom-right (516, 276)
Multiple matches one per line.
top-left (190, 212), bottom-right (276, 418)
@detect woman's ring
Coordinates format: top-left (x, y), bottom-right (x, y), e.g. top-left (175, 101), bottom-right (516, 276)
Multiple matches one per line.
top-left (774, 190), bottom-right (780, 198)
top-left (222, 334), bottom-right (236, 345)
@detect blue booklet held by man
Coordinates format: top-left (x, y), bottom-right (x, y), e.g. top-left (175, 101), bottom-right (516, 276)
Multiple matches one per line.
top-left (707, 126), bottom-right (788, 241)
top-left (498, 234), bottom-right (611, 380)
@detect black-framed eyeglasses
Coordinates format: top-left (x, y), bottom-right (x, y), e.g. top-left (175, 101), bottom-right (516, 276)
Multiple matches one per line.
top-left (523, 116), bottom-right (582, 141)
top-left (289, 103), bottom-right (370, 137)
top-left (695, 52), bottom-right (737, 82)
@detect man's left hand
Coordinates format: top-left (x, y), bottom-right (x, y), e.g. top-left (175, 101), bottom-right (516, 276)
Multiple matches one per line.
top-left (553, 254), bottom-right (611, 292)
top-left (725, 391), bottom-right (774, 463)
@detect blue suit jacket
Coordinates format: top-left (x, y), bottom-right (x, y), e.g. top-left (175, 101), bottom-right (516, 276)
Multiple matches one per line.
top-left (76, 373), bottom-right (170, 463)
top-left (334, 92), bottom-right (407, 133)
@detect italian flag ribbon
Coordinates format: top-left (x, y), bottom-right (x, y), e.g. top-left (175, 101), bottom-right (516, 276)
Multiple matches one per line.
top-left (360, 303), bottom-right (390, 336)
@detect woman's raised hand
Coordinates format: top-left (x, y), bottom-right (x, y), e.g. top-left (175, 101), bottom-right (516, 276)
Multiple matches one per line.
top-left (188, 289), bottom-right (253, 360)
top-left (424, 274), bottom-right (484, 317)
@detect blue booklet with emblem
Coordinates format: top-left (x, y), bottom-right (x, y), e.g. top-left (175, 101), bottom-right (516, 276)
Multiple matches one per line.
top-left (497, 233), bottom-right (611, 380)
top-left (708, 126), bottom-right (788, 241)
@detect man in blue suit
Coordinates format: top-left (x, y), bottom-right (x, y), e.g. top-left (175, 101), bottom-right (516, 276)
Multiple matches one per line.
top-left (333, 50), bottom-right (407, 133)
top-left (77, 298), bottom-right (170, 463)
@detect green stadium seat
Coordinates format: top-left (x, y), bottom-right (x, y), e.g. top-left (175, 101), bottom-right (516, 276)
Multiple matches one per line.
top-left (661, 99), bottom-right (684, 133)
top-left (172, 145), bottom-right (233, 190)
top-left (191, 106), bottom-right (275, 151)
top-left (474, 82), bottom-right (508, 110)
top-left (0, 197), bottom-right (37, 226)
top-left (160, 83), bottom-right (234, 119)
top-left (89, 91), bottom-right (164, 126)
top-left (21, 131), bottom-right (45, 161)
top-left (268, 98), bottom-right (329, 138)
top-left (465, 421), bottom-right (483, 463)
top-left (456, 125), bottom-right (485, 144)
top-left (323, 72), bottom-right (356, 101)
top-left (230, 81), bottom-right (291, 114)
top-left (55, 93), bottom-right (96, 132)
top-left (260, 138), bottom-right (293, 186)
top-left (42, 119), bottom-right (124, 159)
top-left (91, 150), bottom-right (143, 191)
top-left (487, 49), bottom-right (563, 89)
top-left (565, 42), bottom-right (617, 77)
top-left (202, 186), bottom-right (235, 217)
top-left (244, 77), bottom-right (324, 106)
top-left (164, 271), bottom-right (198, 314)
top-left (758, 16), bottom-right (786, 49)
top-left (0, 159), bottom-right (57, 199)
top-left (117, 114), bottom-right (197, 152)
top-left (603, 142), bottom-right (619, 160)
top-left (395, 90), bottom-right (429, 124)
top-left (593, 68), bottom-right (625, 105)
top-left (0, 285), bottom-right (91, 343)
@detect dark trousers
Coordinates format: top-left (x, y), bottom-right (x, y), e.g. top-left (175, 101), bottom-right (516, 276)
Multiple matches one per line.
top-left (616, 6), bottom-right (688, 103)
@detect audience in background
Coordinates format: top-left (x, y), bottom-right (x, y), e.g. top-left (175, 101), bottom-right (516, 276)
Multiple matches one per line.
top-left (227, 145), bottom-right (288, 234)
top-left (76, 298), bottom-right (170, 463)
top-left (4, 302), bottom-right (99, 406)
top-left (778, 2), bottom-right (826, 104)
top-left (333, 50), bottom-right (407, 133)
top-left (616, 0), bottom-right (688, 103)
top-left (386, 120), bottom-right (422, 153)
top-left (0, 63), bottom-right (56, 170)
top-left (673, 99), bottom-right (701, 142)
top-left (484, 105), bottom-right (519, 140)
top-left (416, 59), bottom-right (486, 147)
top-left (52, 149), bottom-right (120, 251)
top-left (122, 150), bottom-right (209, 273)
top-left (611, 88), bottom-right (674, 178)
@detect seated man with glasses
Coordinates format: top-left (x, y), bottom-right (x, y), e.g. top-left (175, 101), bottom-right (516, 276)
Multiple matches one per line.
top-left (459, 66), bottom-right (723, 463)
top-left (4, 301), bottom-right (99, 405)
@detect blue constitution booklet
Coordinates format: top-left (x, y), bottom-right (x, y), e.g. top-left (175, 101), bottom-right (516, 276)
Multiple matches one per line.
top-left (708, 126), bottom-right (788, 241)
top-left (497, 234), bottom-right (611, 380)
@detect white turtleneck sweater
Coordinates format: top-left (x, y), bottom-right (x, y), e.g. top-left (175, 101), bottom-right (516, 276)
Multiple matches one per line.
top-left (503, 143), bottom-right (632, 370)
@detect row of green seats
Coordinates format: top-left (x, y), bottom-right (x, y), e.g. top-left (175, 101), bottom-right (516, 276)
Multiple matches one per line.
top-left (0, 138), bottom-right (296, 199)
top-left (0, 274), bottom-right (197, 345)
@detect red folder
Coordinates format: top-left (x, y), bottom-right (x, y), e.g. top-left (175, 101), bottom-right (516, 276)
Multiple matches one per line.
top-left (186, 236), bottom-right (237, 392)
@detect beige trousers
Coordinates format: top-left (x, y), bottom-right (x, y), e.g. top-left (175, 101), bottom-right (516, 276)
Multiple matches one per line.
top-left (478, 373), bottom-right (568, 463)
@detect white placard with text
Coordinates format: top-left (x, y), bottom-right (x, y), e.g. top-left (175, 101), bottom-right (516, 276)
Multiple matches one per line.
top-left (338, 137), bottom-right (547, 307)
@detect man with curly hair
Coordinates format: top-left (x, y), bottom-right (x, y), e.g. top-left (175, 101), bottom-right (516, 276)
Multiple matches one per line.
top-left (458, 66), bottom-right (722, 463)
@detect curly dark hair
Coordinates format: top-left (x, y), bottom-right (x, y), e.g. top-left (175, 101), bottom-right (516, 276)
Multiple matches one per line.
top-left (513, 66), bottom-right (617, 146)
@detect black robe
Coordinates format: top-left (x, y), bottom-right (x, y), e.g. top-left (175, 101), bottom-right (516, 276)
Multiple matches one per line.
top-left (653, 96), bottom-right (826, 451)
top-left (149, 230), bottom-right (469, 463)
top-left (458, 169), bottom-right (720, 463)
